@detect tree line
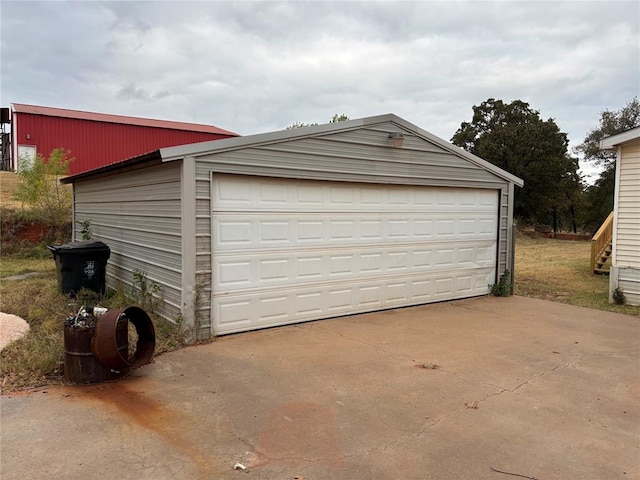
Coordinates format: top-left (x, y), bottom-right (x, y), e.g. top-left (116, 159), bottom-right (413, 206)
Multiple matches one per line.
top-left (451, 97), bottom-right (639, 234)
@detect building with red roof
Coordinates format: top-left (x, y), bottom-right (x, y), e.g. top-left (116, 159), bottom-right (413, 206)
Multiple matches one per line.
top-left (7, 103), bottom-right (238, 174)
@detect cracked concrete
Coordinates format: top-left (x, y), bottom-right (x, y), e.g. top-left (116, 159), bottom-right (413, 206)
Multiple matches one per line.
top-left (1, 296), bottom-right (638, 479)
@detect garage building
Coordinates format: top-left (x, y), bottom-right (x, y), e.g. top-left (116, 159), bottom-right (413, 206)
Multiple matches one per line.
top-left (62, 114), bottom-right (523, 338)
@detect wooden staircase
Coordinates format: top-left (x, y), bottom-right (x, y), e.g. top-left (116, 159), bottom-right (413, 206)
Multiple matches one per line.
top-left (591, 212), bottom-right (614, 274)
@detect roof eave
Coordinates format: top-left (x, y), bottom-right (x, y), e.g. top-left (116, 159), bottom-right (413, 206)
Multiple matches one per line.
top-left (60, 150), bottom-right (162, 184)
top-left (599, 126), bottom-right (640, 150)
top-left (160, 116), bottom-right (373, 160)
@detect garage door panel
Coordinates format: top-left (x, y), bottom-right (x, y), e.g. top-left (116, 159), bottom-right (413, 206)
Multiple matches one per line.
top-left (213, 213), bottom-right (496, 250)
top-left (213, 268), bottom-right (495, 334)
top-left (212, 175), bottom-right (498, 213)
top-left (213, 242), bottom-right (496, 291)
top-left (212, 175), bottom-right (498, 334)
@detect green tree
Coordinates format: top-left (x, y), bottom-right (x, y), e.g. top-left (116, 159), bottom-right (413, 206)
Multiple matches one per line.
top-left (575, 97), bottom-right (640, 232)
top-left (330, 113), bottom-right (349, 123)
top-left (13, 148), bottom-right (74, 228)
top-left (451, 98), bottom-right (582, 226)
top-left (285, 114), bottom-right (350, 130)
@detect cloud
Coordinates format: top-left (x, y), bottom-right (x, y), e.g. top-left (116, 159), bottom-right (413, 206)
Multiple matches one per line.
top-left (1, 0), bottom-right (638, 183)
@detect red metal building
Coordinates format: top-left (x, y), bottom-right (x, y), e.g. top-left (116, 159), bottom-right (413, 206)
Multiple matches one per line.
top-left (9, 104), bottom-right (238, 175)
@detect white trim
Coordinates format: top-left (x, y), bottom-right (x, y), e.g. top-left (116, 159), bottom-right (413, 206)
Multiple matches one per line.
top-left (611, 145), bottom-right (622, 266)
top-left (609, 145), bottom-right (623, 303)
top-left (11, 110), bottom-right (17, 171)
top-left (609, 266), bottom-right (619, 304)
top-left (600, 126), bottom-right (640, 149)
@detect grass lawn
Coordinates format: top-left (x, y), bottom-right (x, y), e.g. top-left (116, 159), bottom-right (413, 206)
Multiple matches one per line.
top-left (0, 257), bottom-right (56, 278)
top-left (515, 234), bottom-right (638, 316)
top-left (0, 171), bottom-right (23, 209)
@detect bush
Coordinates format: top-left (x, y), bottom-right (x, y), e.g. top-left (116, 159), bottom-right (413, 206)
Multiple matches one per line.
top-left (13, 148), bottom-right (73, 229)
top-left (490, 270), bottom-right (512, 297)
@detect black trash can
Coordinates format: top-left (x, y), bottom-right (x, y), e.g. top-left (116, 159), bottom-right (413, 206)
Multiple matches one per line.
top-left (48, 240), bottom-right (110, 295)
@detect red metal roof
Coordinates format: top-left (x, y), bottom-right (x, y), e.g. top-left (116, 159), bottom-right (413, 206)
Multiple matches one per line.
top-left (12, 103), bottom-right (238, 136)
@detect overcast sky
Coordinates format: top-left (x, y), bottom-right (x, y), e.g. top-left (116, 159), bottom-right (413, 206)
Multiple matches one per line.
top-left (1, 1), bottom-right (638, 182)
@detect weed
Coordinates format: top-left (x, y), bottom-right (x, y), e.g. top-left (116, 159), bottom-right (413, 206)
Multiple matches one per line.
top-left (154, 316), bottom-right (185, 354)
top-left (190, 275), bottom-right (211, 343)
top-left (612, 288), bottom-right (626, 305)
top-left (490, 269), bottom-right (511, 297)
top-left (131, 269), bottom-right (163, 316)
top-left (465, 401), bottom-right (479, 409)
top-left (80, 219), bottom-right (92, 240)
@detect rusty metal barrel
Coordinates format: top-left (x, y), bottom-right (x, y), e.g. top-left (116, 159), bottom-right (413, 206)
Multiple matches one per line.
top-left (92, 306), bottom-right (156, 370)
top-left (64, 317), bottom-right (129, 384)
top-left (63, 305), bottom-right (155, 384)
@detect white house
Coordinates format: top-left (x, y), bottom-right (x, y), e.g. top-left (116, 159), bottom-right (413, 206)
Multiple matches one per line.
top-left (600, 126), bottom-right (640, 306)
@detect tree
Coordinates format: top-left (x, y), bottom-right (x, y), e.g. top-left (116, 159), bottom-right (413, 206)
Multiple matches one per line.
top-left (574, 98), bottom-right (640, 232)
top-left (451, 98), bottom-right (582, 226)
top-left (330, 113), bottom-right (349, 123)
top-left (575, 97), bottom-right (640, 170)
top-left (13, 148), bottom-right (74, 229)
top-left (285, 114), bottom-right (349, 130)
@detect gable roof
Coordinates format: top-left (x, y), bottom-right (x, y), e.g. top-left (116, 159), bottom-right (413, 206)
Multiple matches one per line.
top-left (63, 114), bottom-right (524, 187)
top-left (11, 103), bottom-right (238, 136)
top-left (600, 126), bottom-right (640, 150)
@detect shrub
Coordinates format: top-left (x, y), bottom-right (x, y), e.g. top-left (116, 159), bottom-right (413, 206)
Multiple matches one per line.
top-left (490, 269), bottom-right (512, 297)
top-left (612, 288), bottom-right (626, 305)
top-left (13, 148), bottom-right (73, 230)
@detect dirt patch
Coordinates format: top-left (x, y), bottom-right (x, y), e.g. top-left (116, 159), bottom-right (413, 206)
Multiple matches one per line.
top-left (0, 212), bottom-right (70, 248)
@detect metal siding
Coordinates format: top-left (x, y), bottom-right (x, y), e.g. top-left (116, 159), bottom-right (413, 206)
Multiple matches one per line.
top-left (197, 152), bottom-right (504, 187)
top-left (616, 141), bottom-right (640, 268)
top-left (14, 112), bottom-right (234, 175)
top-left (194, 164), bottom-right (214, 333)
top-left (282, 131), bottom-right (452, 156)
top-left (498, 188), bottom-right (510, 277)
top-left (73, 162), bottom-right (183, 322)
top-left (193, 124), bottom-right (505, 186)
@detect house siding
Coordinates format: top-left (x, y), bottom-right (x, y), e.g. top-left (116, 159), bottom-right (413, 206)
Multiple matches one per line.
top-left (611, 140), bottom-right (640, 306)
top-left (193, 123), bottom-right (515, 334)
top-left (73, 162), bottom-right (183, 321)
top-left (615, 141), bottom-right (640, 267)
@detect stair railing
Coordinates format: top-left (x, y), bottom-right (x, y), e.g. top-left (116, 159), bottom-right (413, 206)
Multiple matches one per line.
top-left (591, 211), bottom-right (614, 273)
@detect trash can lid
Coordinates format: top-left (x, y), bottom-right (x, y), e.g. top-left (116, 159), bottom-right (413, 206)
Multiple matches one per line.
top-left (47, 240), bottom-right (110, 252)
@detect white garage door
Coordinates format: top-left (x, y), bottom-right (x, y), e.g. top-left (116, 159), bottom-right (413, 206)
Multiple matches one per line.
top-left (211, 174), bottom-right (498, 334)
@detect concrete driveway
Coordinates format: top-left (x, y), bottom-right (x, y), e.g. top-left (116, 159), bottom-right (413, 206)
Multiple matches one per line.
top-left (1, 296), bottom-right (638, 480)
